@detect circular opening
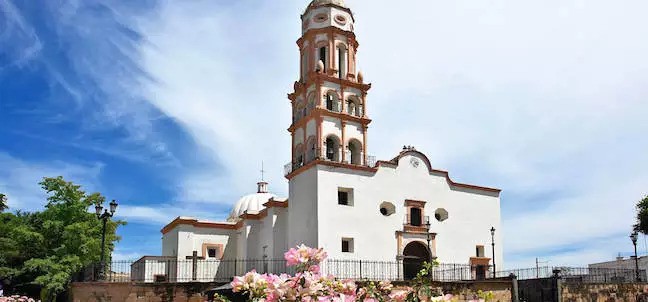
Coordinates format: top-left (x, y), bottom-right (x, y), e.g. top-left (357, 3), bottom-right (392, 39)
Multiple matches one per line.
top-left (314, 13), bottom-right (328, 23)
top-left (379, 201), bottom-right (395, 216)
top-left (435, 208), bottom-right (449, 222)
top-left (335, 15), bottom-right (347, 25)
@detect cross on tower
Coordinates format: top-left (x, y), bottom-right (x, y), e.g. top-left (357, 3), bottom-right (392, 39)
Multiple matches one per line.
top-left (260, 161), bottom-right (265, 182)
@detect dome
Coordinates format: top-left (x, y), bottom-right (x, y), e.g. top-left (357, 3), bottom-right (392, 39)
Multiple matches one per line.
top-left (311, 0), bottom-right (346, 7)
top-left (227, 182), bottom-right (276, 221)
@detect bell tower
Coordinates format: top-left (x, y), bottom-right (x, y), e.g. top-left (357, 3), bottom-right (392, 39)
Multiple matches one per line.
top-left (285, 0), bottom-right (373, 179)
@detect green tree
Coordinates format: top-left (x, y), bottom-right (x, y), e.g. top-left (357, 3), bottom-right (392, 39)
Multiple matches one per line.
top-left (0, 193), bottom-right (7, 212)
top-left (0, 177), bottom-right (125, 301)
top-left (635, 195), bottom-right (648, 234)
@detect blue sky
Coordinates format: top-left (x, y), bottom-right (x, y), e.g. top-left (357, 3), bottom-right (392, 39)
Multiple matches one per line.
top-left (1, 0), bottom-right (648, 268)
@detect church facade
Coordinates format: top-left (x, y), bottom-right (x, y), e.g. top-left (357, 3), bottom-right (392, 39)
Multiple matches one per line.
top-left (133, 0), bottom-right (502, 282)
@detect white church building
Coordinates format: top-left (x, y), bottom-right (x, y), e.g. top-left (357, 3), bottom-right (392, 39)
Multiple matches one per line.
top-left (131, 0), bottom-right (502, 283)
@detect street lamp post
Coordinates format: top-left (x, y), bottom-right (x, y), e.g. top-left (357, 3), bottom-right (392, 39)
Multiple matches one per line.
top-left (491, 226), bottom-right (496, 278)
top-left (425, 217), bottom-right (432, 262)
top-left (95, 200), bottom-right (118, 280)
top-left (631, 231), bottom-right (640, 282)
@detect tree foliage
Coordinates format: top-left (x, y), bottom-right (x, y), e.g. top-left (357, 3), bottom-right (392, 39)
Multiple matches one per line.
top-left (0, 193), bottom-right (7, 212)
top-left (635, 195), bottom-right (648, 234)
top-left (0, 177), bottom-right (125, 301)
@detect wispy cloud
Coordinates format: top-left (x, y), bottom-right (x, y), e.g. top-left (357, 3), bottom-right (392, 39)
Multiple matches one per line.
top-left (4, 0), bottom-right (648, 267)
top-left (126, 0), bottom-right (648, 266)
top-left (0, 152), bottom-right (103, 211)
top-left (0, 0), bottom-right (42, 69)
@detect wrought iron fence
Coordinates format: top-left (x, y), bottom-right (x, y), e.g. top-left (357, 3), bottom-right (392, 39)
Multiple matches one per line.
top-left (77, 258), bottom-right (479, 283)
top-left (496, 266), bottom-right (646, 284)
top-left (284, 151), bottom-right (378, 176)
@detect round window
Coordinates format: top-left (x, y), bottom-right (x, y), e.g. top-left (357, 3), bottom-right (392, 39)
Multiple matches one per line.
top-left (435, 208), bottom-right (449, 222)
top-left (379, 201), bottom-right (395, 216)
top-left (314, 13), bottom-right (328, 23)
top-left (335, 15), bottom-right (347, 25)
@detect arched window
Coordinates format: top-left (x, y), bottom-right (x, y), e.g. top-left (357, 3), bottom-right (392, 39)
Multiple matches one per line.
top-left (325, 136), bottom-right (340, 162)
top-left (301, 52), bottom-right (308, 81)
top-left (306, 137), bottom-right (317, 162)
top-left (318, 47), bottom-right (327, 72)
top-left (307, 94), bottom-right (315, 115)
top-left (348, 139), bottom-right (362, 165)
top-left (347, 99), bottom-right (356, 116)
top-left (295, 145), bottom-right (304, 168)
top-left (325, 92), bottom-right (340, 112)
top-left (347, 96), bottom-right (362, 117)
top-left (337, 44), bottom-right (347, 79)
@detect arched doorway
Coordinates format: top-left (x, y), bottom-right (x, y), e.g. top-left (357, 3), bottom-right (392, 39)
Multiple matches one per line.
top-left (403, 241), bottom-right (431, 280)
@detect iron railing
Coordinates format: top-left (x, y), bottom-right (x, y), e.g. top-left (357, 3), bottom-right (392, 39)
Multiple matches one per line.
top-left (78, 259), bottom-right (479, 283)
top-left (496, 266), bottom-right (647, 283)
top-left (284, 148), bottom-right (377, 176)
top-left (404, 214), bottom-right (430, 227)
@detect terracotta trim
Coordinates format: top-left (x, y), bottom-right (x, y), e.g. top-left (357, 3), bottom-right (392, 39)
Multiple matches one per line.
top-left (362, 124), bottom-right (368, 165)
top-left (396, 232), bottom-right (403, 256)
top-left (290, 70), bottom-right (370, 97)
top-left (405, 199), bottom-right (427, 208)
top-left (328, 29), bottom-right (334, 72)
top-left (380, 150), bottom-right (501, 194)
top-left (285, 159), bottom-right (377, 180)
top-left (341, 120), bottom-right (346, 162)
top-left (161, 217), bottom-right (239, 234)
top-left (263, 198), bottom-right (289, 208)
top-left (239, 210), bottom-right (266, 221)
top-left (202, 243), bottom-right (224, 260)
top-left (298, 26), bottom-right (358, 49)
top-left (403, 225), bottom-right (428, 233)
top-left (288, 107), bottom-right (371, 132)
top-left (469, 257), bottom-right (491, 266)
top-left (395, 230), bottom-right (437, 238)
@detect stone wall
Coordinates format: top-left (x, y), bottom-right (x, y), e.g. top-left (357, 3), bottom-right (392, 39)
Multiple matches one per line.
top-left (562, 283), bottom-right (648, 302)
top-left (71, 280), bottom-right (513, 302)
top-left (70, 282), bottom-right (224, 302)
top-left (391, 279), bottom-right (513, 302)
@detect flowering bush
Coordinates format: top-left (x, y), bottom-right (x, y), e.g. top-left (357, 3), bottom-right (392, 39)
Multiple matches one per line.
top-left (0, 296), bottom-right (39, 302)
top-left (231, 244), bottom-right (470, 302)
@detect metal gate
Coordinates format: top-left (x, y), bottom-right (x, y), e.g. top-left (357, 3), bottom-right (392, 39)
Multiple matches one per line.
top-left (517, 277), bottom-right (559, 302)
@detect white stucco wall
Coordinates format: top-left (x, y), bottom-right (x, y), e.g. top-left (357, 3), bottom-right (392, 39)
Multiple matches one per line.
top-left (294, 128), bottom-right (305, 147)
top-left (175, 225), bottom-right (233, 260)
top-left (162, 228), bottom-right (179, 257)
top-left (302, 7), bottom-right (354, 34)
top-left (321, 116), bottom-right (342, 139)
top-left (272, 208), bottom-right (289, 259)
top-left (309, 152), bottom-right (502, 266)
top-left (287, 167), bottom-right (319, 249)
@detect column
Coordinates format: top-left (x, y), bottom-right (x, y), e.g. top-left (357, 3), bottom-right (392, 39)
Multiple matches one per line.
top-left (362, 125), bottom-right (368, 165)
top-left (341, 120), bottom-right (347, 163)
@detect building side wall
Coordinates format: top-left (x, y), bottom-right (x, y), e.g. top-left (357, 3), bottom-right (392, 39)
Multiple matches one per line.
top-left (176, 226), bottom-right (233, 260)
top-left (314, 153), bottom-right (502, 265)
top-left (273, 208), bottom-right (289, 259)
top-left (288, 167), bottom-right (319, 249)
top-left (162, 228), bottom-right (179, 257)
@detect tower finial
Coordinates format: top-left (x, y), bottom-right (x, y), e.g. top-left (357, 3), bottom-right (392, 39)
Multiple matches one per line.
top-left (257, 161), bottom-right (268, 193)
top-left (261, 161), bottom-right (265, 181)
